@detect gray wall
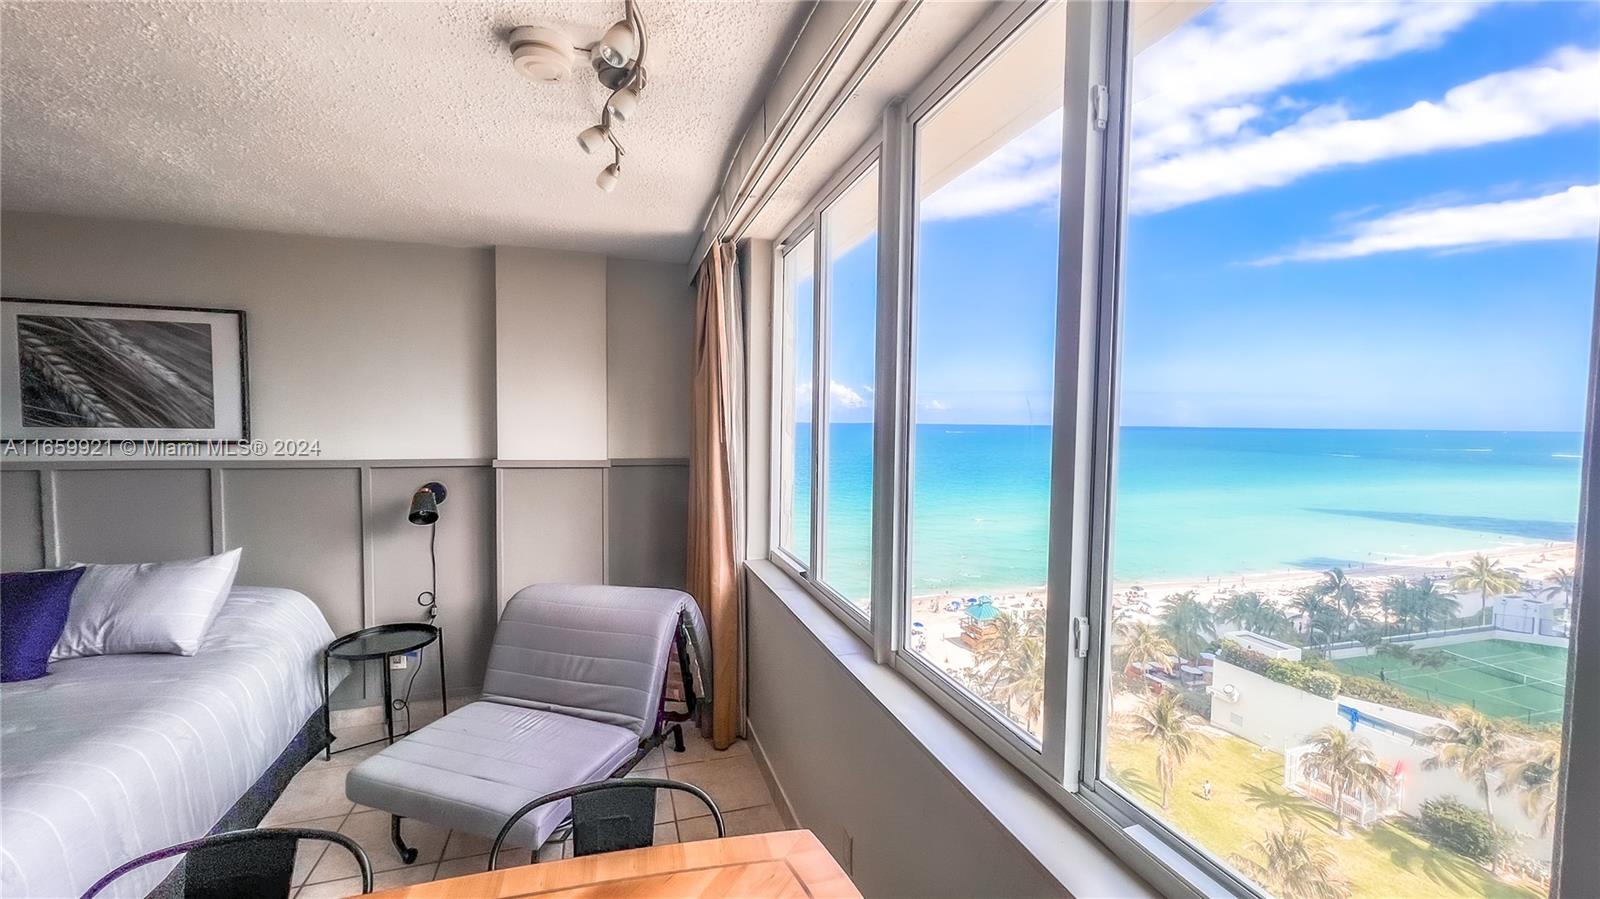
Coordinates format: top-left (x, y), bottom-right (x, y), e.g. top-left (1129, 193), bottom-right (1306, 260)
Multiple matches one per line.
top-left (745, 572), bottom-right (1070, 898)
top-left (1, 213), bottom-right (695, 708)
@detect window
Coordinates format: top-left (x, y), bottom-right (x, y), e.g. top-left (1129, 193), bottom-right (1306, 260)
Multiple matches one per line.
top-left (904, 5), bottom-right (1065, 742)
top-left (766, 1), bottom-right (1598, 896)
top-left (775, 157), bottom-right (881, 620)
top-left (1090, 2), bottom-right (1596, 897)
top-left (819, 165), bottom-right (880, 612)
top-left (777, 232), bottom-right (815, 568)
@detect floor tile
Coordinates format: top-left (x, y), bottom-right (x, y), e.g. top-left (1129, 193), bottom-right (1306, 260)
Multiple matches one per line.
top-left (667, 755), bottom-right (772, 820)
top-left (264, 767), bottom-right (356, 825)
top-left (433, 854), bottom-right (491, 879)
top-left (285, 814), bottom-right (348, 886)
top-left (440, 828), bottom-right (533, 861)
top-left (296, 863), bottom-right (437, 899)
top-left (633, 746), bottom-right (667, 772)
top-left (653, 822), bottom-right (678, 846)
top-left (664, 729), bottom-right (751, 768)
top-left (300, 724), bottom-right (392, 771)
top-left (306, 810), bottom-right (448, 883)
top-left (676, 805), bottom-right (785, 842)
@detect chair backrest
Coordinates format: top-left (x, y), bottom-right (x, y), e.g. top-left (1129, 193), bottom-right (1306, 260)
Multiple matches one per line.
top-left (482, 584), bottom-right (709, 738)
top-left (488, 778), bottom-right (724, 871)
top-left (81, 828), bottom-right (372, 899)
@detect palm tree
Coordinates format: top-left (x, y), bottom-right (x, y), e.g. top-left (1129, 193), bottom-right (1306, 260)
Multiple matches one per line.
top-left (1230, 824), bottom-right (1353, 899)
top-left (1124, 692), bottom-right (1204, 810)
top-left (1423, 709), bottom-right (1512, 819)
top-left (1113, 621), bottom-right (1175, 675)
top-left (1311, 569), bottom-right (1367, 642)
top-left (1298, 726), bottom-right (1394, 834)
top-left (1499, 739), bottom-right (1560, 836)
top-left (1537, 569), bottom-right (1574, 605)
top-left (1159, 591), bottom-right (1215, 663)
top-left (1409, 578), bottom-right (1459, 634)
top-left (975, 612), bottom-right (1028, 695)
top-left (1216, 591), bottom-right (1291, 640)
top-left (1450, 554), bottom-right (1521, 625)
top-left (1289, 588), bottom-right (1342, 649)
top-left (998, 637), bottom-right (1046, 730)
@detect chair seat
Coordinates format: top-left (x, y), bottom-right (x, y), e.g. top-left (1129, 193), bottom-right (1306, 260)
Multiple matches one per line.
top-left (345, 701), bottom-right (639, 847)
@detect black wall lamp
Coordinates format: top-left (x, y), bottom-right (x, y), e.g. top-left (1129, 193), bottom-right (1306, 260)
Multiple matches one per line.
top-left (408, 482), bottom-right (447, 620)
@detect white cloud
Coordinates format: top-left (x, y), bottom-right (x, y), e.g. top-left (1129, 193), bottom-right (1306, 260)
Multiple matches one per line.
top-left (1258, 184), bottom-right (1600, 262)
top-left (1130, 1), bottom-right (1483, 164)
top-left (1133, 46), bottom-right (1600, 212)
top-left (923, 1), bottom-right (1491, 221)
top-left (921, 112), bottom-right (1063, 222)
top-left (830, 381), bottom-right (868, 409)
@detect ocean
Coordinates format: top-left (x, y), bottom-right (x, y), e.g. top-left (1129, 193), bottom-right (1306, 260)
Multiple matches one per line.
top-left (793, 425), bottom-right (1584, 601)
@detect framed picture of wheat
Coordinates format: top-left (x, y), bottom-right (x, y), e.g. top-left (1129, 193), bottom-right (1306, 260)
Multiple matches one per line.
top-left (1, 298), bottom-right (248, 441)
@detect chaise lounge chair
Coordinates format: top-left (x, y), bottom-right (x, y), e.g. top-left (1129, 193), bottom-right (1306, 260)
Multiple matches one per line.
top-left (344, 583), bottom-right (710, 863)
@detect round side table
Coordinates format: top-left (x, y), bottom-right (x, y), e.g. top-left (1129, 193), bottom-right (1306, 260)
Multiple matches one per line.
top-left (321, 623), bottom-right (447, 760)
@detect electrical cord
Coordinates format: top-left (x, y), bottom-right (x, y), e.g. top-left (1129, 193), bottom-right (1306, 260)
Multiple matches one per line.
top-left (393, 523), bottom-right (439, 735)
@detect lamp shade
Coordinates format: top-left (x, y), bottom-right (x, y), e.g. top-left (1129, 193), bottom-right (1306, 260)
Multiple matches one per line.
top-left (577, 124), bottom-right (609, 155)
top-left (596, 163), bottom-right (621, 192)
top-left (408, 482), bottom-right (447, 525)
top-left (595, 19), bottom-right (637, 68)
top-left (607, 87), bottom-right (639, 123)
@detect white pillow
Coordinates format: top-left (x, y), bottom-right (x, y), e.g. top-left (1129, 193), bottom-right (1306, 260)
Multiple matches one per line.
top-left (51, 548), bottom-right (243, 659)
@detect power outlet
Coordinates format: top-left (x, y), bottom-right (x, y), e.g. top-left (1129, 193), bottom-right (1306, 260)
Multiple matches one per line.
top-left (389, 654), bottom-right (407, 670)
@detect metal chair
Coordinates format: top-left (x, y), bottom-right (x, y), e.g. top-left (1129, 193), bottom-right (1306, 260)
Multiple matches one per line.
top-left (489, 778), bottom-right (724, 871)
top-left (81, 827), bottom-right (373, 899)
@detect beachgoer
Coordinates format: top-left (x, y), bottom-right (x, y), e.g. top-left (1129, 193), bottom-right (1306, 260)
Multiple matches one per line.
top-left (1379, 669), bottom-right (1387, 683)
top-left (1202, 781), bottom-right (1213, 800)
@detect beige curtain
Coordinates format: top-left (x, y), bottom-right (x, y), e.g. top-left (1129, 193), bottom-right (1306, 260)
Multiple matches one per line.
top-left (688, 242), bottom-right (745, 749)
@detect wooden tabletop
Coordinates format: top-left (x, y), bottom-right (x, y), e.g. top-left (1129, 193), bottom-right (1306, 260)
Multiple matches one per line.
top-left (370, 830), bottom-right (861, 899)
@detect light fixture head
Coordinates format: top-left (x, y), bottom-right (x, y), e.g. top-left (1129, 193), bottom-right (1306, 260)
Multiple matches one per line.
top-left (577, 124), bottom-right (610, 155)
top-left (509, 25), bottom-right (575, 82)
top-left (607, 87), bottom-right (640, 123)
top-left (596, 163), bottom-right (621, 192)
top-left (595, 19), bottom-right (638, 68)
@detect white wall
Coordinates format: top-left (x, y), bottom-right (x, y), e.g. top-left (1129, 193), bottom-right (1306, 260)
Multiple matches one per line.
top-left (1, 211), bottom-right (496, 459)
top-left (606, 257), bottom-right (692, 459)
top-left (1209, 660), bottom-right (1340, 753)
top-left (494, 245), bottom-right (608, 461)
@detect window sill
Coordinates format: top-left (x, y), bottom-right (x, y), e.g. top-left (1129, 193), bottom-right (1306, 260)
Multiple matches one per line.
top-left (745, 559), bottom-right (1167, 899)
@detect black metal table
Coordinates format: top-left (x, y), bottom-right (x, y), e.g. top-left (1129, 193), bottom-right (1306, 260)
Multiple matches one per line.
top-left (321, 623), bottom-right (447, 760)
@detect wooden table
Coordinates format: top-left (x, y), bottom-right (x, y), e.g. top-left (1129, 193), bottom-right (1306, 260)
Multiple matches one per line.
top-left (370, 830), bottom-right (861, 899)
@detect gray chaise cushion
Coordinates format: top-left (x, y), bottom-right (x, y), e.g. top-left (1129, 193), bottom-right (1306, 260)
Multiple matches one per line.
top-left (345, 701), bottom-right (637, 846)
top-left (346, 584), bottom-right (711, 848)
top-left (481, 583), bottom-right (707, 738)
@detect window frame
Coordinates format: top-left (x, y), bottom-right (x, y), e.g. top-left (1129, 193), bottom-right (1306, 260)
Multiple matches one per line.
top-left (761, 1), bottom-right (1598, 896)
top-left (769, 141), bottom-right (885, 640)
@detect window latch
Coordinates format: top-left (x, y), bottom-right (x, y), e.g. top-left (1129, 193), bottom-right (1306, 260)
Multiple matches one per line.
top-left (1071, 616), bottom-right (1090, 658)
top-left (1091, 84), bottom-right (1108, 131)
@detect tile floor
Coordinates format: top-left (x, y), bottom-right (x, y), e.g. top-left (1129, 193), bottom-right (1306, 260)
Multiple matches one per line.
top-left (263, 716), bottom-right (786, 898)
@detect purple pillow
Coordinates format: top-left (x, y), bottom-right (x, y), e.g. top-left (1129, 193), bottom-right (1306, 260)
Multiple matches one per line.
top-left (2, 567), bottom-right (86, 683)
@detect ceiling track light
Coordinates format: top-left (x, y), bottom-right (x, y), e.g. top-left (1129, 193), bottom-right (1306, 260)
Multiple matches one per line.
top-left (510, 1), bottom-right (648, 192)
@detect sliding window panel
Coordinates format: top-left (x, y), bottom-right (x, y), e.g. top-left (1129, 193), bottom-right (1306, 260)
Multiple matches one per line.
top-left (817, 164), bottom-right (881, 616)
top-left (776, 232), bottom-right (817, 570)
top-left (1088, 2), bottom-right (1598, 897)
top-left (904, 3), bottom-right (1067, 745)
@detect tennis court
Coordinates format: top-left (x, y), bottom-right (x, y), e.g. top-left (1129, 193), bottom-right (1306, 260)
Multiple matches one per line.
top-left (1334, 638), bottom-right (1567, 725)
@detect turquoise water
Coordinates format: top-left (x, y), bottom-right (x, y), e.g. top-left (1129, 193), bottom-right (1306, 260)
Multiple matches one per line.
top-left (795, 426), bottom-right (1584, 600)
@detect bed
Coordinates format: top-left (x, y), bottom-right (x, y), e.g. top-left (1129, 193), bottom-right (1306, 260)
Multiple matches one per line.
top-left (0, 587), bottom-right (345, 899)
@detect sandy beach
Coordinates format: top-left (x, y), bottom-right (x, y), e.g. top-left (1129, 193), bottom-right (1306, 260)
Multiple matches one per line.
top-left (906, 539), bottom-right (1577, 676)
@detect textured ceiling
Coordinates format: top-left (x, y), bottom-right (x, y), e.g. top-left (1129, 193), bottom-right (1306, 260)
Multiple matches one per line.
top-left (0, 1), bottom-right (808, 261)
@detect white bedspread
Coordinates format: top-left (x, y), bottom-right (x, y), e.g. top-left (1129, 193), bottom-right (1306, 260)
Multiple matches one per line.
top-left (1, 587), bottom-right (342, 899)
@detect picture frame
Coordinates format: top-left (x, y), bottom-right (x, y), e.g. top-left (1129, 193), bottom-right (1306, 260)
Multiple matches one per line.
top-left (1, 298), bottom-right (250, 441)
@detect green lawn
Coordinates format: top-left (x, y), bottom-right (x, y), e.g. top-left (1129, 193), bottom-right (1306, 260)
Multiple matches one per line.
top-left (1105, 729), bottom-right (1541, 898)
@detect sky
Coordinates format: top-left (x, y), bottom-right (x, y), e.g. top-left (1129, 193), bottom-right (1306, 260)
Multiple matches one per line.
top-left (812, 0), bottom-right (1600, 431)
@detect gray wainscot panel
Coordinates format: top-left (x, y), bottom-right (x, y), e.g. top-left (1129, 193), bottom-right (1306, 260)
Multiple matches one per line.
top-left (56, 468), bottom-right (212, 563)
top-left (1, 468), bottom-right (44, 570)
top-left (498, 467), bottom-right (605, 602)
top-left (606, 462), bottom-right (689, 591)
top-left (221, 467), bottom-right (365, 706)
top-left (370, 467), bottom-right (496, 704)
